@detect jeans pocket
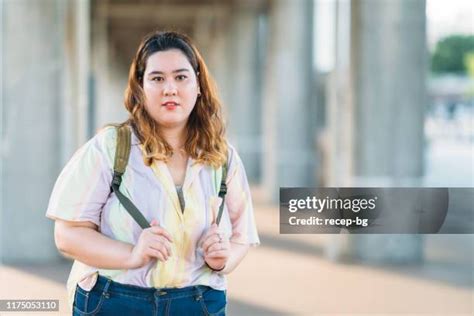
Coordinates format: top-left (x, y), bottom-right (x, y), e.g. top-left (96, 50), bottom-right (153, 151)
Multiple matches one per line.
top-left (199, 288), bottom-right (227, 316)
top-left (73, 284), bottom-right (107, 316)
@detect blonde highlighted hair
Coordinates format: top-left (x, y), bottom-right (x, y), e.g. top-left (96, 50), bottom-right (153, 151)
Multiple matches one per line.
top-left (121, 30), bottom-right (227, 168)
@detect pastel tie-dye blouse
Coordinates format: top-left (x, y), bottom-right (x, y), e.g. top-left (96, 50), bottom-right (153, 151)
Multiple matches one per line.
top-left (46, 126), bottom-right (260, 306)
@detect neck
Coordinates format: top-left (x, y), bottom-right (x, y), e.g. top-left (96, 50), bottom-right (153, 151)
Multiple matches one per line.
top-left (160, 125), bottom-right (187, 152)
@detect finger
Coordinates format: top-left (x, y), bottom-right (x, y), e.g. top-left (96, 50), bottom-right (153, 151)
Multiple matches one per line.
top-left (207, 243), bottom-right (224, 253)
top-left (201, 239), bottom-right (212, 252)
top-left (150, 219), bottom-right (160, 226)
top-left (148, 236), bottom-right (171, 257)
top-left (206, 224), bottom-right (219, 236)
top-left (200, 233), bottom-right (214, 249)
top-left (148, 226), bottom-right (173, 242)
top-left (163, 240), bottom-right (172, 257)
top-left (205, 234), bottom-right (225, 251)
top-left (202, 236), bottom-right (221, 252)
top-left (152, 236), bottom-right (172, 257)
top-left (202, 235), bottom-right (219, 250)
top-left (147, 247), bottom-right (166, 261)
top-left (205, 250), bottom-right (229, 259)
top-left (204, 242), bottom-right (230, 256)
top-left (198, 226), bottom-right (221, 249)
top-left (214, 230), bottom-right (225, 238)
top-left (201, 228), bottom-right (218, 244)
top-left (148, 246), bottom-right (168, 261)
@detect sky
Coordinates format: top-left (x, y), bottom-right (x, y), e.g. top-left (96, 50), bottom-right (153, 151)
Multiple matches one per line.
top-left (426, 0), bottom-right (474, 50)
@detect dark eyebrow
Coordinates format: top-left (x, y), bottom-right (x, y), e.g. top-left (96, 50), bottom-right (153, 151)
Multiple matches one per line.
top-left (147, 69), bottom-right (190, 76)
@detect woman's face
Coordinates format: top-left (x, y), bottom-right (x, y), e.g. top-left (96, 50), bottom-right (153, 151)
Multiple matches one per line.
top-left (142, 49), bottom-right (199, 129)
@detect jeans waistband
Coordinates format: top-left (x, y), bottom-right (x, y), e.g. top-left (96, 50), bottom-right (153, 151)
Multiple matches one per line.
top-left (94, 275), bottom-right (211, 300)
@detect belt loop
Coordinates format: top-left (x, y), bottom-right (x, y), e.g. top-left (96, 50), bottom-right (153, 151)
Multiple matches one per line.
top-left (194, 286), bottom-right (203, 301)
top-left (102, 278), bottom-right (112, 298)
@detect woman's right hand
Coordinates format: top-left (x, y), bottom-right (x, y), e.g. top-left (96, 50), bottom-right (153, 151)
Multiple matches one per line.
top-left (126, 219), bottom-right (173, 269)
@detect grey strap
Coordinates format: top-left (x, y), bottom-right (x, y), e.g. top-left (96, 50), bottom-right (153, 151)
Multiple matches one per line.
top-left (215, 154), bottom-right (228, 226)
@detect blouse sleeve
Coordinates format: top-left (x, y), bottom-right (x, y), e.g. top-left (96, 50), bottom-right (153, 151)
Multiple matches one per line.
top-left (224, 144), bottom-right (260, 246)
top-left (46, 127), bottom-right (116, 226)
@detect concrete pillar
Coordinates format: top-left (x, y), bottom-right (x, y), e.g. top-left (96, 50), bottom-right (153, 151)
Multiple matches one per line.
top-left (323, 0), bottom-right (354, 261)
top-left (1, 0), bottom-right (65, 262)
top-left (204, 15), bottom-right (234, 107)
top-left (1, 0), bottom-right (91, 263)
top-left (351, 0), bottom-right (426, 186)
top-left (226, 5), bottom-right (262, 183)
top-left (63, 0), bottom-right (91, 158)
top-left (194, 12), bottom-right (229, 107)
top-left (204, 15), bottom-right (231, 111)
top-left (91, 2), bottom-right (128, 130)
top-left (326, 0), bottom-right (353, 187)
top-left (329, 0), bottom-right (427, 264)
top-left (262, 0), bottom-right (315, 201)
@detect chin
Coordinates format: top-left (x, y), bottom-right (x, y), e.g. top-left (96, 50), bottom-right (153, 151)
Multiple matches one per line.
top-left (157, 118), bottom-right (188, 128)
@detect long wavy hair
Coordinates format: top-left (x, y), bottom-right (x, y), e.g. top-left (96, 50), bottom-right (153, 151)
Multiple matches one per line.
top-left (122, 30), bottom-right (227, 168)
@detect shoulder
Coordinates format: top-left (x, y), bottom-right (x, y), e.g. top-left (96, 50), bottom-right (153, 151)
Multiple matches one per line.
top-left (225, 141), bottom-right (236, 162)
top-left (225, 141), bottom-right (243, 169)
top-left (75, 126), bottom-right (118, 166)
top-left (90, 125), bottom-right (136, 154)
top-left (93, 126), bottom-right (118, 149)
top-left (222, 141), bottom-right (250, 184)
top-left (89, 124), bottom-right (142, 165)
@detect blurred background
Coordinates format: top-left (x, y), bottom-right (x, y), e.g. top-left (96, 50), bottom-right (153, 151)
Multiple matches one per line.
top-left (1, 0), bottom-right (473, 315)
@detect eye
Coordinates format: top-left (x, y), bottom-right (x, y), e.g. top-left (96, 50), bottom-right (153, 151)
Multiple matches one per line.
top-left (176, 75), bottom-right (187, 81)
top-left (151, 77), bottom-right (164, 82)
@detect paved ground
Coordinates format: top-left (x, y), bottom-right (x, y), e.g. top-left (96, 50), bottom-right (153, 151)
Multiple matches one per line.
top-left (1, 193), bottom-right (473, 315)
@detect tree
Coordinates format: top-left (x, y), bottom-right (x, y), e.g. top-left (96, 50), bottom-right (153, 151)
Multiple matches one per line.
top-left (431, 35), bottom-right (474, 74)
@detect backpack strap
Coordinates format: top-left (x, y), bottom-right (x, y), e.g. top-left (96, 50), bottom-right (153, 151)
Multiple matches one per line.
top-left (215, 152), bottom-right (228, 226)
top-left (111, 125), bottom-right (151, 229)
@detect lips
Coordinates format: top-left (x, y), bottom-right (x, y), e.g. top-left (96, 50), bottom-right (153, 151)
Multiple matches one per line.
top-left (162, 101), bottom-right (179, 107)
top-left (162, 101), bottom-right (179, 111)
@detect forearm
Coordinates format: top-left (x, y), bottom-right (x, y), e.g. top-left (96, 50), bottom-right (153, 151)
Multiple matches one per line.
top-left (220, 242), bottom-right (249, 275)
top-left (55, 225), bottom-right (134, 270)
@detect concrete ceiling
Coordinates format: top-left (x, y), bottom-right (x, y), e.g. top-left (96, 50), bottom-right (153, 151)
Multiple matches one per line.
top-left (92, 0), bottom-right (267, 65)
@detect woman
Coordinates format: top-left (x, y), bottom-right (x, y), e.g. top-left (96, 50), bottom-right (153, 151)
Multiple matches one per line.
top-left (46, 31), bottom-right (259, 315)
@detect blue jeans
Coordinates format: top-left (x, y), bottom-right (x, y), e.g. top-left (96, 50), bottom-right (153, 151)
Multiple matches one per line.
top-left (72, 275), bottom-right (227, 316)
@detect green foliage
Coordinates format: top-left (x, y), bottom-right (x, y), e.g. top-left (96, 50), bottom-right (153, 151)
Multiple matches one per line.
top-left (431, 35), bottom-right (474, 74)
top-left (465, 53), bottom-right (474, 77)
top-left (464, 53), bottom-right (474, 97)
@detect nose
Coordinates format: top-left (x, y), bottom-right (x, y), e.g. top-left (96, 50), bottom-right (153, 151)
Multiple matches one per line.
top-left (163, 82), bottom-right (177, 96)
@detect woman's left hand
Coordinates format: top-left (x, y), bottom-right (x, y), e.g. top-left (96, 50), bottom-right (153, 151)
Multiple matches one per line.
top-left (200, 223), bottom-right (230, 271)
